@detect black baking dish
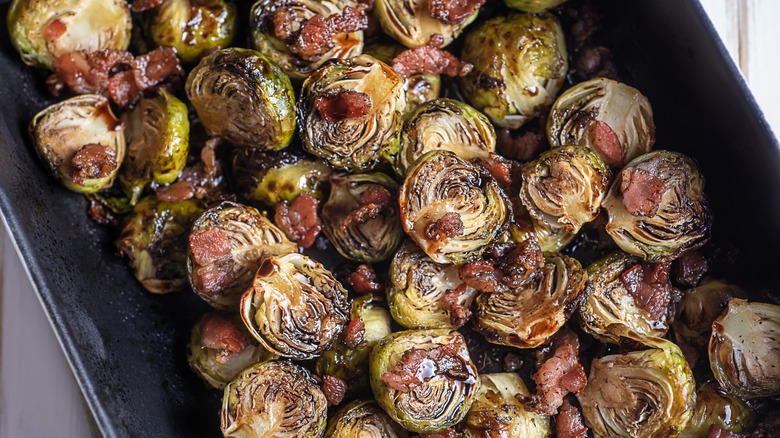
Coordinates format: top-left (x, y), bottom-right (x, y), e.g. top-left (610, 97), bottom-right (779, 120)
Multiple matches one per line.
top-left (0, 0), bottom-right (778, 437)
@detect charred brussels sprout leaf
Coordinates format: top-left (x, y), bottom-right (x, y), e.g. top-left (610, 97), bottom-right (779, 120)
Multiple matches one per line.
top-left (7, 0), bottom-right (131, 69)
top-left (462, 373), bottom-right (551, 438)
top-left (547, 78), bottom-right (655, 168)
top-left (374, 0), bottom-right (479, 48)
top-left (709, 299), bottom-right (780, 399)
top-left (520, 146), bottom-right (610, 234)
top-left (30, 94), bottom-right (125, 194)
top-left (603, 151), bottom-right (712, 262)
top-left (388, 240), bottom-right (477, 329)
top-left (120, 89), bottom-right (189, 205)
top-left (504, 0), bottom-right (567, 12)
top-left (187, 201), bottom-right (297, 309)
top-left (325, 400), bottom-right (409, 438)
top-left (399, 151), bottom-right (509, 264)
top-left (116, 196), bottom-right (204, 294)
top-left (149, 0), bottom-right (237, 64)
top-left (578, 341), bottom-right (695, 438)
top-left (369, 329), bottom-right (479, 433)
top-left (459, 13), bottom-right (567, 129)
top-left (221, 360), bottom-right (327, 438)
top-left (673, 280), bottom-right (746, 355)
top-left (240, 252), bottom-right (351, 360)
top-left (186, 48), bottom-right (296, 149)
top-left (321, 172), bottom-right (404, 263)
top-left (473, 253), bottom-right (586, 348)
top-left (396, 98), bottom-right (496, 176)
top-left (364, 42), bottom-right (441, 113)
top-left (297, 55), bottom-right (406, 171)
top-left (678, 382), bottom-right (754, 437)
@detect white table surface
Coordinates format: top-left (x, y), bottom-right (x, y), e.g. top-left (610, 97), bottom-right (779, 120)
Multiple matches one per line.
top-left (1, 1), bottom-right (778, 437)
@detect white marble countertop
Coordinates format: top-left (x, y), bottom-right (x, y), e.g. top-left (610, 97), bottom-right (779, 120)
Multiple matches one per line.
top-left (1, 1), bottom-right (778, 436)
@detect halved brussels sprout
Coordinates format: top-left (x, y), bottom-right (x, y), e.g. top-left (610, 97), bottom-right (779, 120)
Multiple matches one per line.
top-left (462, 373), bottom-right (551, 438)
top-left (504, 0), bottom-right (567, 12)
top-left (364, 42), bottom-right (441, 113)
top-left (395, 98), bottom-right (496, 176)
top-left (7, 0), bottom-right (131, 69)
top-left (116, 195), bottom-right (204, 294)
top-left (678, 381), bottom-right (754, 437)
top-left (250, 0), bottom-right (364, 81)
top-left (297, 55), bottom-right (406, 171)
top-left (547, 78), bottom-right (655, 168)
top-left (186, 48), bottom-right (296, 150)
top-left (326, 400), bottom-right (409, 438)
top-left (459, 13), bottom-right (567, 129)
top-left (578, 252), bottom-right (677, 345)
top-left (369, 329), bottom-right (479, 433)
top-left (232, 148), bottom-right (333, 208)
top-left (187, 312), bottom-right (275, 390)
top-left (399, 150), bottom-right (509, 265)
top-left (321, 172), bottom-right (404, 263)
top-left (120, 89), bottom-right (189, 205)
top-left (709, 299), bottom-right (780, 399)
top-left (602, 151), bottom-right (712, 262)
top-left (240, 252), bottom-right (351, 360)
top-left (29, 94), bottom-right (125, 194)
top-left (473, 253), bottom-right (586, 348)
top-left (374, 0), bottom-right (479, 48)
top-left (520, 146), bottom-right (610, 234)
top-left (221, 360), bottom-right (327, 438)
top-left (578, 341), bottom-right (696, 438)
top-left (187, 201), bottom-right (297, 309)
top-left (673, 280), bottom-right (746, 355)
top-left (388, 241), bottom-right (477, 329)
top-left (149, 0), bottom-right (237, 64)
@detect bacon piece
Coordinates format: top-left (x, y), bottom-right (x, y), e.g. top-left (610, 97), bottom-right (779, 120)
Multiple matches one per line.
top-left (576, 45), bottom-right (619, 81)
top-left (132, 47), bottom-right (185, 90)
top-left (314, 88), bottom-right (371, 122)
top-left (425, 212), bottom-right (463, 240)
top-left (346, 264), bottom-right (383, 294)
top-left (71, 144), bottom-right (117, 186)
top-left (555, 397), bottom-right (589, 438)
top-left (497, 129), bottom-right (546, 162)
top-left (382, 345), bottom-right (473, 392)
top-left (459, 239), bottom-right (544, 293)
top-left (85, 195), bottom-right (118, 226)
top-left (342, 185), bottom-right (394, 230)
top-left (474, 153), bottom-right (522, 196)
top-left (274, 192), bottom-right (322, 248)
top-left (673, 250), bottom-right (709, 287)
top-left (620, 167), bottom-right (665, 217)
top-left (343, 316), bottom-right (365, 349)
top-left (131, 0), bottom-right (165, 12)
top-left (708, 426), bottom-right (739, 438)
top-left (195, 263), bottom-right (236, 295)
top-left (621, 262), bottom-right (673, 321)
top-left (52, 50), bottom-right (133, 95)
top-left (44, 19), bottom-right (67, 42)
top-left (107, 70), bottom-right (141, 107)
top-left (156, 181), bottom-right (196, 202)
top-left (273, 4), bottom-right (369, 62)
top-left (412, 429), bottom-right (459, 438)
top-left (322, 375), bottom-right (348, 405)
top-left (459, 259), bottom-right (506, 293)
top-left (392, 34), bottom-right (472, 79)
top-left (443, 284), bottom-right (472, 327)
top-left (428, 0), bottom-right (485, 24)
top-left (200, 313), bottom-right (254, 363)
top-left (589, 120), bottom-right (623, 167)
top-left (189, 228), bottom-right (232, 266)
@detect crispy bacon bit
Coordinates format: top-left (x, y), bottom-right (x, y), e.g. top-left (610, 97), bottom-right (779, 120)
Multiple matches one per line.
top-left (46, 74), bottom-right (67, 97)
top-left (156, 181), bottom-right (196, 202)
top-left (576, 45), bottom-right (619, 81)
top-left (443, 284), bottom-right (472, 327)
top-left (107, 70), bottom-right (141, 107)
top-left (195, 264), bottom-right (236, 295)
top-left (425, 212), bottom-right (463, 240)
top-left (621, 262), bottom-right (674, 321)
top-left (322, 375), bottom-right (348, 405)
top-left (346, 264), bottom-right (383, 294)
top-left (708, 426), bottom-right (739, 438)
top-left (342, 185), bottom-right (394, 230)
top-left (673, 250), bottom-right (709, 287)
top-left (382, 345), bottom-right (473, 392)
top-left (189, 228), bottom-right (232, 266)
top-left (131, 0), bottom-right (165, 12)
top-left (343, 316), bottom-right (365, 349)
top-left (459, 239), bottom-right (544, 293)
top-left (519, 329), bottom-right (586, 416)
top-left (200, 313), bottom-right (254, 363)
top-left (589, 120), bottom-right (623, 167)
top-left (428, 0), bottom-right (485, 24)
top-left (273, 4), bottom-right (368, 62)
top-left (44, 19), bottom-right (67, 42)
top-left (474, 153), bottom-right (521, 195)
top-left (391, 34), bottom-right (473, 79)
top-left (132, 47), bottom-right (185, 90)
top-left (459, 259), bottom-right (505, 293)
top-left (314, 88), bottom-right (371, 122)
top-left (71, 144), bottom-right (117, 186)
top-left (496, 105), bottom-right (550, 162)
top-left (555, 397), bottom-right (589, 438)
top-left (412, 429), bottom-right (459, 438)
top-left (86, 195), bottom-right (118, 226)
top-left (274, 192), bottom-right (322, 248)
top-left (620, 167), bottom-right (665, 217)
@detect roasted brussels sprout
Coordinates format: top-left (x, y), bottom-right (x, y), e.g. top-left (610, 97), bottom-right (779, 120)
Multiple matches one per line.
top-left (221, 360), bottom-right (327, 438)
top-left (462, 373), bottom-right (551, 438)
top-left (186, 48), bottom-right (296, 150)
top-left (395, 99), bottom-right (495, 176)
top-left (459, 13), bottom-right (567, 129)
top-left (30, 94), bottom-right (125, 194)
top-left (326, 400), bottom-right (409, 438)
top-left (240, 252), bottom-right (351, 360)
top-left (578, 341), bottom-right (696, 438)
top-left (602, 151), bottom-right (712, 262)
top-left (250, 0), bottom-right (365, 81)
top-left (364, 42), bottom-right (441, 113)
top-left (297, 55), bottom-right (406, 171)
top-left (399, 151), bottom-right (509, 265)
top-left (709, 299), bottom-right (780, 399)
top-left (673, 280), bottom-right (746, 354)
top-left (187, 201), bottom-right (297, 309)
top-left (370, 329), bottom-right (479, 433)
top-left (388, 241), bottom-right (477, 329)
top-left (547, 78), bottom-right (655, 168)
top-left (232, 148), bottom-right (333, 208)
top-left (116, 196), bottom-right (204, 294)
top-left (473, 253), bottom-right (586, 348)
top-left (504, 0), bottom-right (567, 12)
top-left (520, 146), bottom-right (610, 234)
top-left (578, 252), bottom-right (678, 345)
top-left (7, 0), bottom-right (132, 69)
top-left (149, 0), bottom-right (237, 64)
top-left (678, 382), bottom-right (754, 437)
top-left (321, 172), bottom-right (404, 263)
top-left (187, 313), bottom-right (275, 390)
top-left (120, 89), bottom-right (189, 204)
top-left (373, 0), bottom-right (480, 48)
